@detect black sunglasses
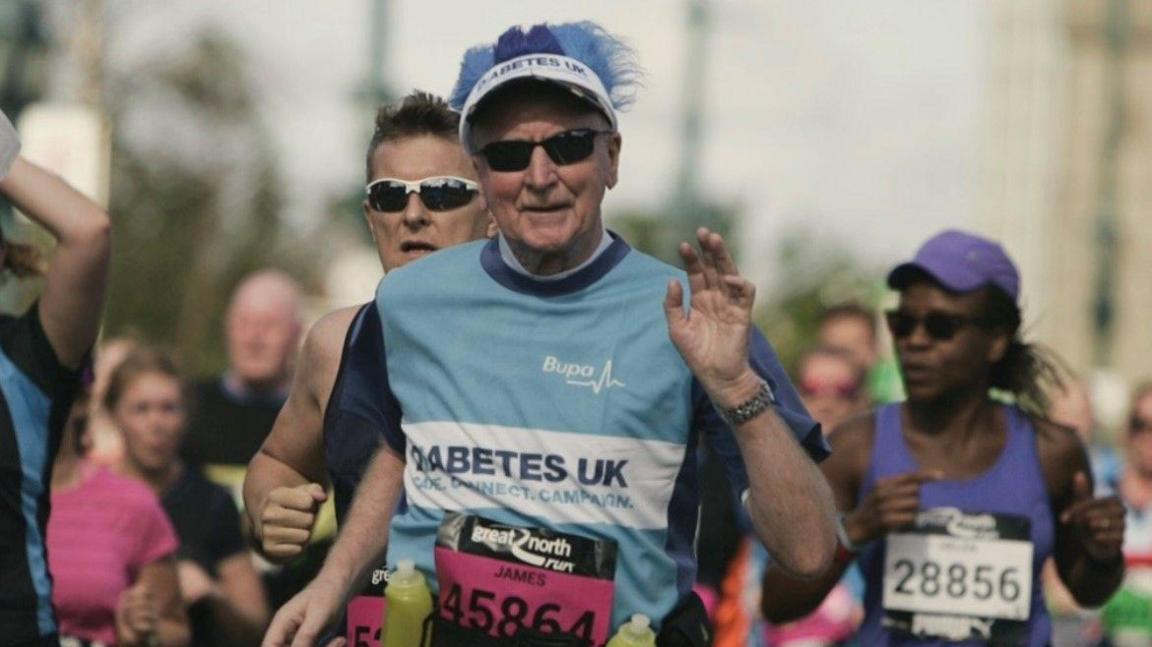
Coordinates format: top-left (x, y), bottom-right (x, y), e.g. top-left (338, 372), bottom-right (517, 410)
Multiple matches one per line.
top-left (365, 176), bottom-right (479, 213)
top-left (885, 310), bottom-right (989, 342)
top-left (477, 128), bottom-right (614, 172)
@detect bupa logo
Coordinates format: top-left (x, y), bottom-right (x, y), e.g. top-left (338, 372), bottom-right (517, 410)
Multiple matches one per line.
top-left (541, 355), bottom-right (625, 394)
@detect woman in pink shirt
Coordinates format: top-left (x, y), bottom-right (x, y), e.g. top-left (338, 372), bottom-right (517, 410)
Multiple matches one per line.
top-left (47, 390), bottom-right (189, 647)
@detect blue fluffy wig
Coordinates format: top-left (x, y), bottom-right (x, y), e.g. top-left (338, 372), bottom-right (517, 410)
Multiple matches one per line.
top-left (449, 21), bottom-right (644, 113)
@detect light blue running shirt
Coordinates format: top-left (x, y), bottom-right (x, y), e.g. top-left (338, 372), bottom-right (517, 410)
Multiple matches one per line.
top-left (374, 233), bottom-right (826, 631)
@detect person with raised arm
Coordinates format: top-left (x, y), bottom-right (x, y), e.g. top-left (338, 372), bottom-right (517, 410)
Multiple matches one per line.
top-left (0, 108), bottom-right (112, 647)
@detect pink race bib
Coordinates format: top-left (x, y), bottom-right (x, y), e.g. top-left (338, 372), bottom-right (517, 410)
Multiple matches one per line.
top-left (434, 513), bottom-right (617, 645)
top-left (345, 562), bottom-right (390, 647)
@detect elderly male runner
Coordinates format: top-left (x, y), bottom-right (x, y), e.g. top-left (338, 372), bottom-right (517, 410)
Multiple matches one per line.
top-left (264, 21), bottom-right (837, 647)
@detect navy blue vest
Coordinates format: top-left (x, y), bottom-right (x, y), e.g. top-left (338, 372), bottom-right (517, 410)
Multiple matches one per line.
top-left (323, 302), bottom-right (402, 524)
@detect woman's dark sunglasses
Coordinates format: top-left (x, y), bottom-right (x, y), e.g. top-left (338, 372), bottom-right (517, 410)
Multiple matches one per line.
top-left (885, 310), bottom-right (988, 342)
top-left (477, 128), bottom-right (614, 172)
top-left (365, 176), bottom-right (479, 213)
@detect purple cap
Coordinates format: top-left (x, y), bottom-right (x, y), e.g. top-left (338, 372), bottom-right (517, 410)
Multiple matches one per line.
top-left (887, 229), bottom-right (1020, 302)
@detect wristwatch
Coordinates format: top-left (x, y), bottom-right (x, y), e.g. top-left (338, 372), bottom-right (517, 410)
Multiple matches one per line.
top-left (715, 379), bottom-right (775, 427)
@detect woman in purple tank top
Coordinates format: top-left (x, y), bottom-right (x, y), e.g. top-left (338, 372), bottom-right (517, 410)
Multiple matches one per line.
top-left (761, 230), bottom-right (1125, 646)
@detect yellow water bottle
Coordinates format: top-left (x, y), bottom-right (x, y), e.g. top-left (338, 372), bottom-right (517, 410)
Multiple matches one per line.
top-left (381, 559), bottom-right (433, 647)
top-left (606, 614), bottom-right (657, 647)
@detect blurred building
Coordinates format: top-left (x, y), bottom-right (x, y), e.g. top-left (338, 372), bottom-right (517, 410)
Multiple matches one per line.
top-left (980, 0), bottom-right (1152, 385)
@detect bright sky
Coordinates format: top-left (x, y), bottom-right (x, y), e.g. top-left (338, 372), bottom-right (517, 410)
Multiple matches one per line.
top-left (103, 0), bottom-right (989, 291)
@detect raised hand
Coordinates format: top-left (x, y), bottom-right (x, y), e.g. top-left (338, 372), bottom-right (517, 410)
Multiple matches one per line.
top-left (663, 228), bottom-right (758, 404)
top-left (260, 483), bottom-right (327, 561)
top-left (1060, 471), bottom-right (1125, 562)
top-left (845, 470), bottom-right (942, 545)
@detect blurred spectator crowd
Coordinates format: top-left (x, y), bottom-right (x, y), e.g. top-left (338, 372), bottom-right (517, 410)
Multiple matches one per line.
top-left (45, 269), bottom-right (312, 647)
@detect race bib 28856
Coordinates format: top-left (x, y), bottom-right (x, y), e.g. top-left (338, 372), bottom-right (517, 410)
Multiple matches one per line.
top-left (882, 507), bottom-right (1034, 645)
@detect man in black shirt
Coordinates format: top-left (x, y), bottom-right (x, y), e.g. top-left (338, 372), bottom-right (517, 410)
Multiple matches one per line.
top-left (181, 270), bottom-right (302, 491)
top-left (179, 269), bottom-right (308, 608)
top-left (162, 467), bottom-right (251, 647)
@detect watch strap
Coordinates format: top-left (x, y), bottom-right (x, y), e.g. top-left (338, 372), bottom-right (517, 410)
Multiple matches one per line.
top-left (715, 379), bottom-right (775, 428)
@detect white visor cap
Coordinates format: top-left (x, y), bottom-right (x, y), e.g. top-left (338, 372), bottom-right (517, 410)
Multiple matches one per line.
top-left (459, 53), bottom-right (618, 151)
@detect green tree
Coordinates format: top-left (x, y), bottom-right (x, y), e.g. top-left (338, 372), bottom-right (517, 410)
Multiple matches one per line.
top-left (609, 199), bottom-right (736, 265)
top-left (753, 227), bottom-right (886, 373)
top-left (103, 30), bottom-right (313, 374)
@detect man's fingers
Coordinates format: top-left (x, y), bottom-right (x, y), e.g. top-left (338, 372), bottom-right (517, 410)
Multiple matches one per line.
top-left (663, 279), bottom-right (686, 326)
top-left (263, 608), bottom-right (302, 647)
top-left (264, 506), bottom-right (317, 531)
top-left (695, 224), bottom-right (741, 290)
top-left (705, 229), bottom-right (741, 278)
top-left (679, 241), bottom-right (707, 296)
top-left (695, 228), bottom-right (721, 291)
top-left (270, 486), bottom-right (324, 512)
top-left (264, 526), bottom-right (312, 546)
top-left (290, 611), bottom-right (327, 647)
top-left (266, 543), bottom-right (305, 560)
top-left (263, 524), bottom-right (311, 538)
top-left (305, 482), bottom-right (328, 502)
top-left (704, 228), bottom-right (750, 302)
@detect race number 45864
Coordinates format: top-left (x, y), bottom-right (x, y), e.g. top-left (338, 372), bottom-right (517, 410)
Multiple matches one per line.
top-left (439, 582), bottom-right (596, 641)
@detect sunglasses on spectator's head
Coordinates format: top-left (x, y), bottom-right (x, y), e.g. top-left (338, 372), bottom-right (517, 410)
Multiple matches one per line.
top-left (799, 377), bottom-right (861, 399)
top-left (477, 128), bottom-right (614, 172)
top-left (365, 176), bottom-right (479, 213)
top-left (1131, 415), bottom-right (1152, 435)
top-left (884, 310), bottom-right (988, 342)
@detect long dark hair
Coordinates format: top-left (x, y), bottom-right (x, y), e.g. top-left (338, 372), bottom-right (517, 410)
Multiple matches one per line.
top-left (982, 286), bottom-right (1064, 415)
